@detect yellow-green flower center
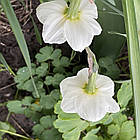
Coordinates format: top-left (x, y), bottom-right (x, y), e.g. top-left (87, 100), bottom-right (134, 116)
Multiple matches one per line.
top-left (83, 83), bottom-right (98, 95)
top-left (64, 0), bottom-right (81, 20)
top-left (82, 72), bottom-right (97, 95)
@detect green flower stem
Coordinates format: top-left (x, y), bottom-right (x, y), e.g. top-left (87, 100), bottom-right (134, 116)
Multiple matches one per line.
top-left (86, 72), bottom-right (97, 94)
top-left (85, 47), bottom-right (99, 94)
top-left (85, 47), bottom-right (99, 75)
top-left (67, 0), bottom-right (81, 19)
top-left (0, 129), bottom-right (30, 140)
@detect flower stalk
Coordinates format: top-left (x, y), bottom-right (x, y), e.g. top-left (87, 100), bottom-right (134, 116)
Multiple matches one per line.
top-left (85, 72), bottom-right (97, 94)
top-left (85, 47), bottom-right (99, 94)
top-left (67, 0), bottom-right (81, 19)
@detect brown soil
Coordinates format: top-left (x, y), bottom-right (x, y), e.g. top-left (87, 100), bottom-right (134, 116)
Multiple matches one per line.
top-left (0, 0), bottom-right (41, 139)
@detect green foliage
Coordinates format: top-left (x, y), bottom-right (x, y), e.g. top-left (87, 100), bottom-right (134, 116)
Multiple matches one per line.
top-left (54, 101), bottom-right (80, 120)
top-left (107, 120), bottom-right (135, 140)
top-left (36, 62), bottom-right (48, 77)
top-left (122, 0), bottom-right (140, 138)
top-left (54, 99), bottom-right (136, 140)
top-left (117, 81), bottom-right (133, 108)
top-left (6, 90), bottom-right (60, 122)
top-left (15, 65), bottom-right (36, 83)
top-left (54, 101), bottom-right (89, 140)
top-left (1, 0), bottom-right (39, 98)
top-left (40, 89), bottom-right (60, 110)
top-left (0, 122), bottom-right (16, 138)
top-left (54, 119), bottom-right (89, 140)
top-left (14, 46), bottom-right (69, 96)
top-left (6, 46), bottom-right (72, 139)
top-left (0, 0), bottom-right (137, 139)
top-left (111, 112), bottom-right (127, 126)
top-left (0, 53), bottom-right (15, 76)
top-left (106, 0), bottom-right (116, 6)
top-left (99, 56), bottom-right (120, 79)
top-left (106, 112), bottom-right (135, 140)
top-left (119, 121), bottom-right (135, 140)
top-left (32, 115), bottom-right (61, 140)
top-left (94, 0), bottom-right (126, 59)
top-left (35, 46), bottom-right (62, 63)
top-left (83, 127), bottom-right (100, 140)
top-left (107, 124), bottom-right (120, 135)
top-left (52, 56), bottom-right (70, 73)
top-left (7, 100), bottom-right (25, 114)
top-left (7, 96), bottom-right (43, 122)
top-left (36, 46), bottom-right (70, 74)
top-left (30, 16), bottom-right (42, 45)
top-left (5, 45), bottom-right (136, 139)
top-left (35, 46), bottom-right (54, 62)
top-left (45, 74), bottom-right (65, 87)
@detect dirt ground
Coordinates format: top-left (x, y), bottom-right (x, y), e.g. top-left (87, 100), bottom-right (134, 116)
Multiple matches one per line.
top-left (0, 0), bottom-right (42, 139)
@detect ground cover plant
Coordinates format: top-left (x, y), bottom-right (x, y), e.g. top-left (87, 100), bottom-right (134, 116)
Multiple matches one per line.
top-left (0, 0), bottom-right (139, 140)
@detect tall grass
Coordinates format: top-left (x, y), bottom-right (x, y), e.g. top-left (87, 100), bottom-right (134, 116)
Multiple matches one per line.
top-left (122, 0), bottom-right (140, 139)
top-left (1, 0), bottom-right (39, 98)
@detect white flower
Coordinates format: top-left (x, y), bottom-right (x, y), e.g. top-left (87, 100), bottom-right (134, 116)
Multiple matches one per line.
top-left (60, 68), bottom-right (120, 122)
top-left (36, 0), bottom-right (102, 52)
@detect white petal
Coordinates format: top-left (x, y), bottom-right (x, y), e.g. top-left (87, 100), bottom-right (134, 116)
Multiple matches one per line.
top-left (105, 97), bottom-right (120, 113)
top-left (64, 19), bottom-right (96, 52)
top-left (82, 16), bottom-right (102, 36)
top-left (36, 0), bottom-right (67, 24)
top-left (74, 94), bottom-right (107, 122)
top-left (60, 77), bottom-right (83, 98)
top-left (80, 0), bottom-right (98, 19)
top-left (96, 74), bottom-right (115, 97)
top-left (61, 98), bottom-right (76, 113)
top-left (42, 14), bottom-right (66, 44)
top-left (60, 68), bottom-right (88, 98)
top-left (77, 68), bottom-right (89, 84)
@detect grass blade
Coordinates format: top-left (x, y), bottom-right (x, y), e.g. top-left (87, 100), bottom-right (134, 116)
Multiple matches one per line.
top-left (99, 0), bottom-right (123, 17)
top-left (18, 0), bottom-right (42, 45)
top-left (0, 53), bottom-right (16, 76)
top-left (134, 0), bottom-right (140, 43)
top-left (0, 129), bottom-right (30, 140)
top-left (1, 0), bottom-right (39, 98)
top-left (31, 16), bottom-right (42, 45)
top-left (122, 0), bottom-right (140, 139)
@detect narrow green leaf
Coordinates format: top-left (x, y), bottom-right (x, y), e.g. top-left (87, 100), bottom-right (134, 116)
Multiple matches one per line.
top-left (133, 0), bottom-right (140, 30)
top-left (30, 16), bottom-right (42, 45)
top-left (1, 0), bottom-right (39, 98)
top-left (0, 53), bottom-right (15, 76)
top-left (0, 129), bottom-right (30, 139)
top-left (122, 0), bottom-right (140, 139)
top-left (18, 0), bottom-right (42, 45)
top-left (99, 0), bottom-right (123, 17)
top-left (94, 0), bottom-right (125, 59)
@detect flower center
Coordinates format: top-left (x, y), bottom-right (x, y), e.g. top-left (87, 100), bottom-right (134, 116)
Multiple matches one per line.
top-left (66, 0), bottom-right (81, 20)
top-left (82, 72), bottom-right (98, 95)
top-left (83, 83), bottom-right (98, 95)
